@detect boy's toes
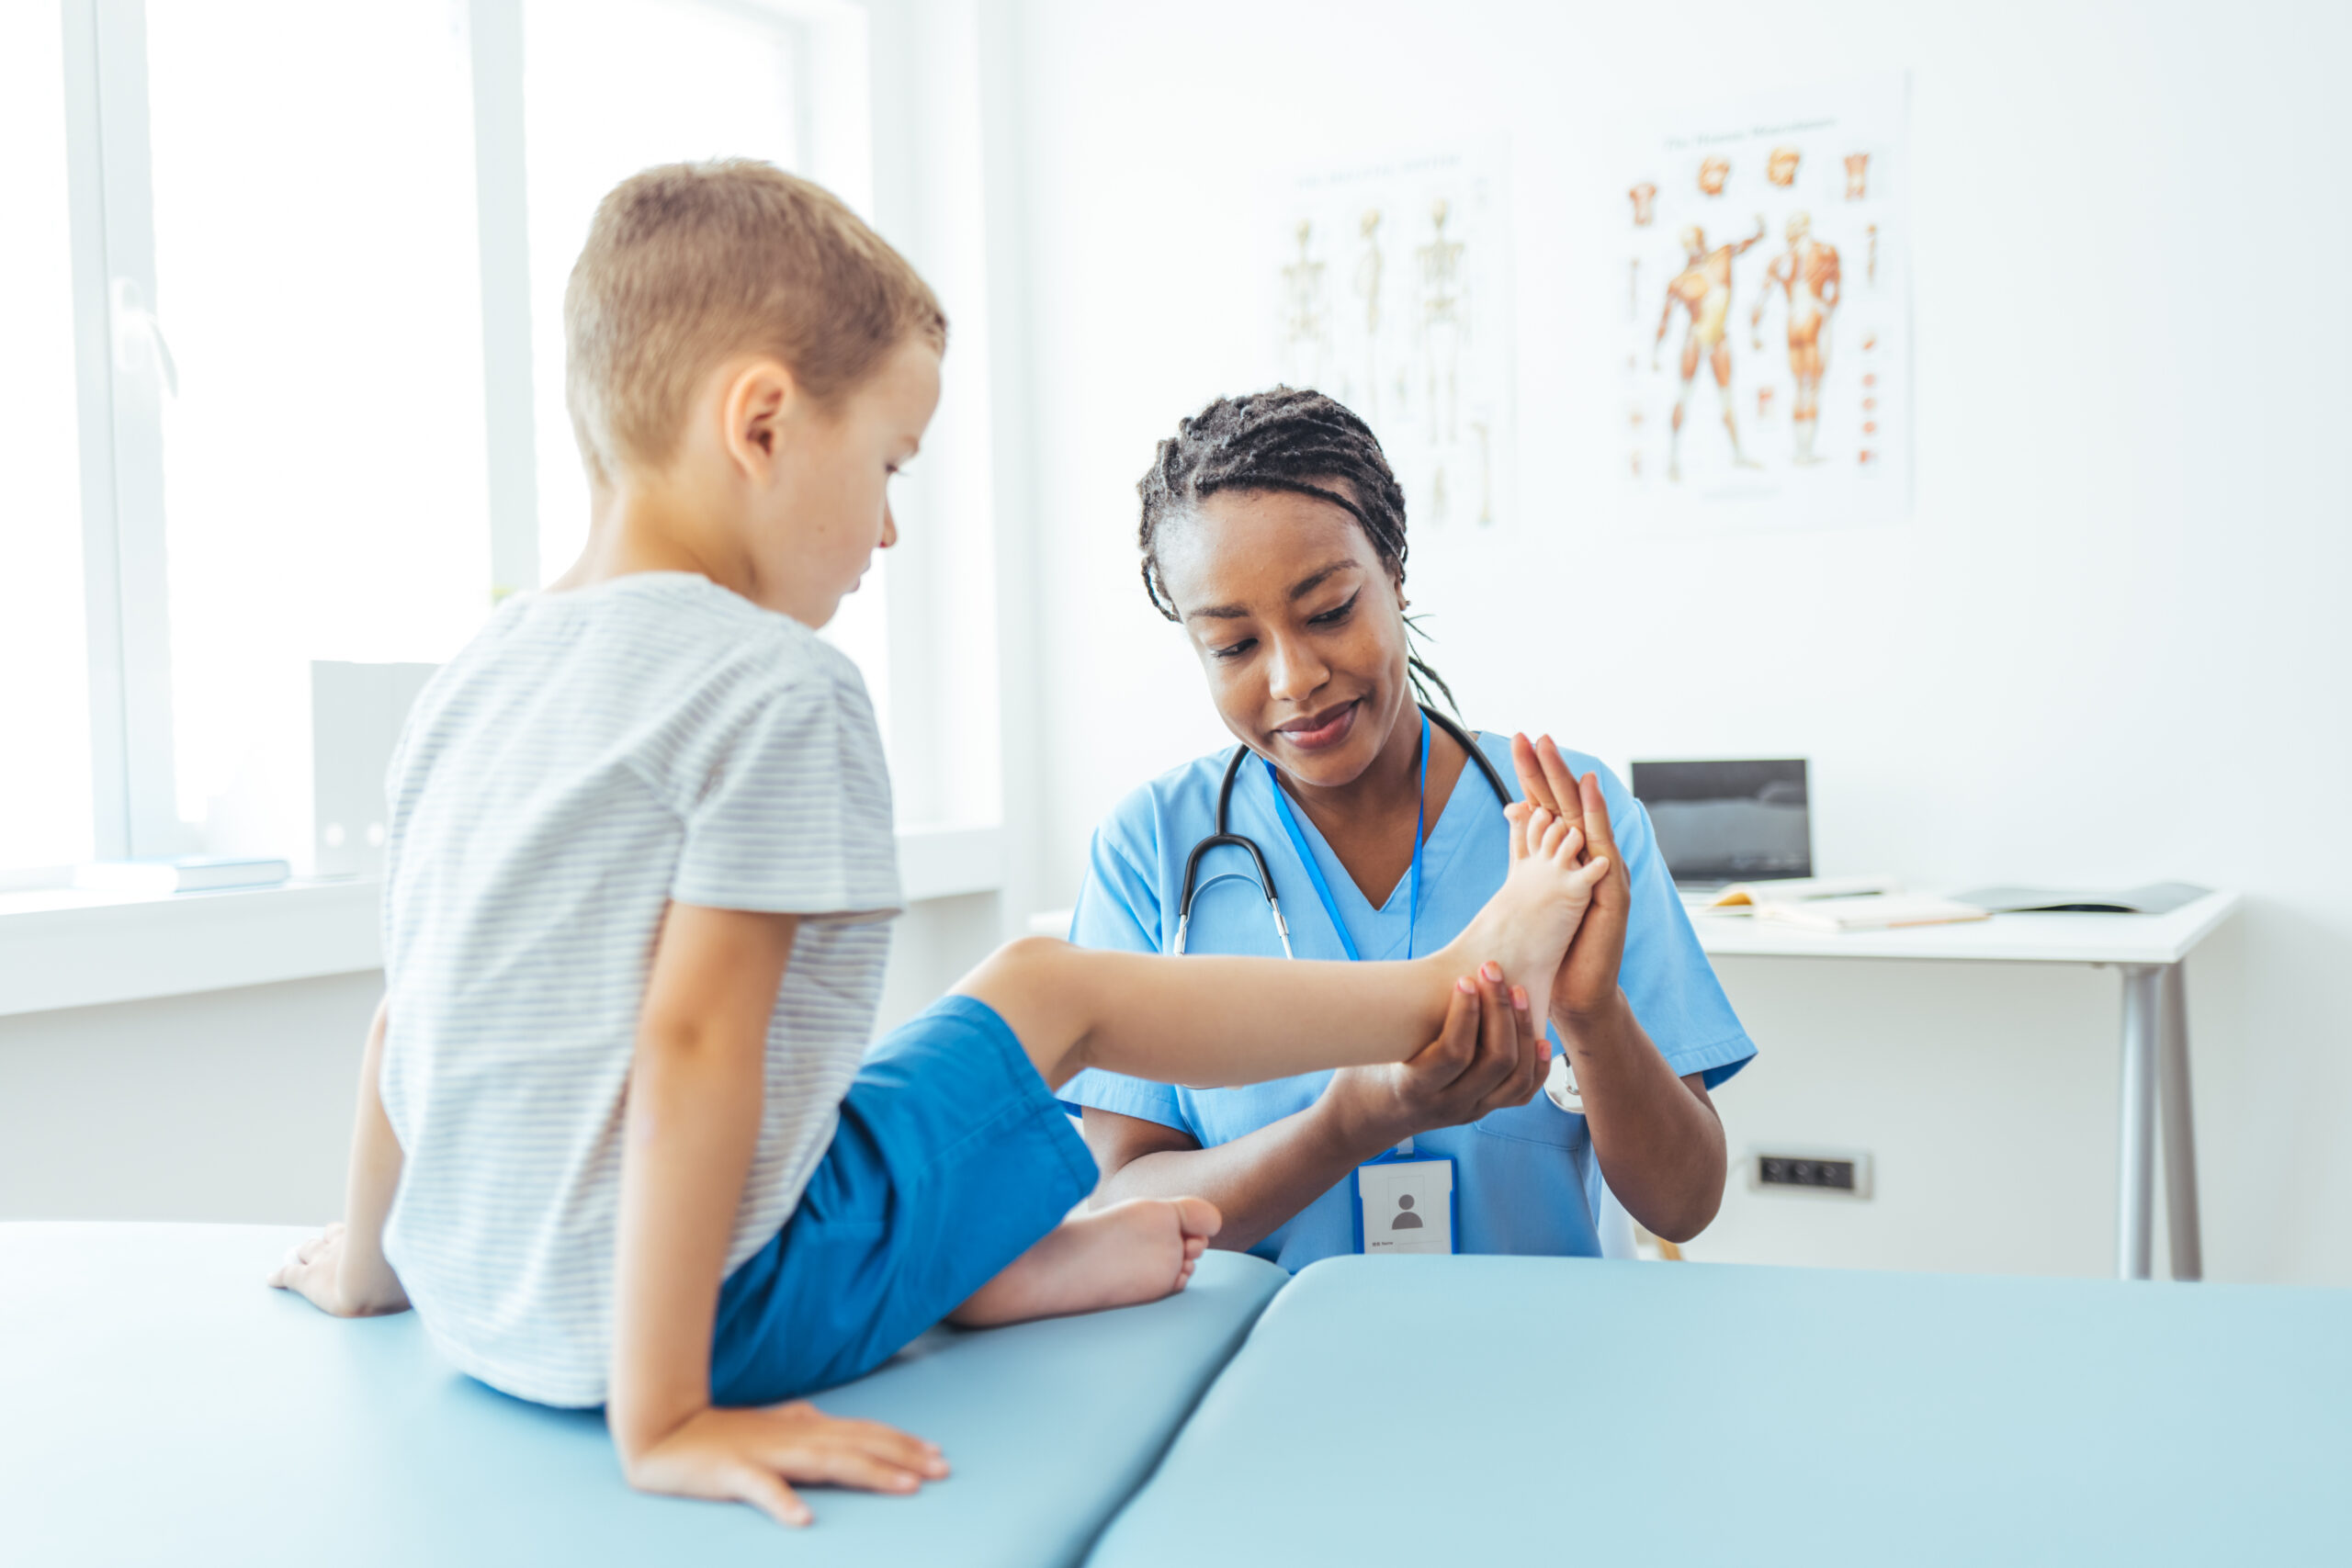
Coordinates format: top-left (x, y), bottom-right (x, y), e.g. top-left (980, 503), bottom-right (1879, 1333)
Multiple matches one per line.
top-left (1171, 1196), bottom-right (1222, 1241)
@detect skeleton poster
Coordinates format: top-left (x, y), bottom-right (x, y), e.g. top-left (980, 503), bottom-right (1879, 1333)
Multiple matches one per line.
top-left (1265, 148), bottom-right (1514, 531)
top-left (1618, 73), bottom-right (1910, 528)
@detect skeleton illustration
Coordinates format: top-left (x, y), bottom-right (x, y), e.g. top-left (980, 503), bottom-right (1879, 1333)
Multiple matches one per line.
top-left (1417, 197), bottom-right (1465, 445)
top-left (1352, 209), bottom-right (1384, 421)
top-left (1279, 220), bottom-right (1329, 390)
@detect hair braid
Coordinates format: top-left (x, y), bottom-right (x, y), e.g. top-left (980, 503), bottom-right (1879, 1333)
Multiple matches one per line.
top-left (1136, 387), bottom-right (1458, 714)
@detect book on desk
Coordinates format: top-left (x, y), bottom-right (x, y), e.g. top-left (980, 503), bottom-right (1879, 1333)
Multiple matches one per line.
top-left (1690, 877), bottom-right (2216, 934)
top-left (1697, 876), bottom-right (1988, 932)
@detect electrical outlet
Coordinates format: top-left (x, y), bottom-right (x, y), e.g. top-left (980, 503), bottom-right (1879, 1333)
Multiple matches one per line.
top-left (1748, 1147), bottom-right (1873, 1200)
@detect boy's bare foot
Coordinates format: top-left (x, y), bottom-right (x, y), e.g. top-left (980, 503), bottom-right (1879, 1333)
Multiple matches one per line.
top-left (1441, 806), bottom-right (1611, 1010)
top-left (949, 1197), bottom-right (1221, 1328)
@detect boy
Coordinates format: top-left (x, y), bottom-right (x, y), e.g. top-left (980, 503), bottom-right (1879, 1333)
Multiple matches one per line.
top-left (268, 161), bottom-right (1611, 1527)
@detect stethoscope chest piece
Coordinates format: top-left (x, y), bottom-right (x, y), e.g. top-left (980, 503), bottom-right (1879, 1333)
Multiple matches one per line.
top-left (1544, 1052), bottom-right (1585, 1117)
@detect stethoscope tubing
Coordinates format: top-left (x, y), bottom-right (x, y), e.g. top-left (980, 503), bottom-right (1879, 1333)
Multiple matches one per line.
top-left (1176, 706), bottom-right (1514, 950)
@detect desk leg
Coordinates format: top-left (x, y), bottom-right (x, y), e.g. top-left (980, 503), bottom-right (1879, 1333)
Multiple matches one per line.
top-left (2117, 965), bottom-right (2160, 1280)
top-left (2158, 964), bottom-right (2204, 1280)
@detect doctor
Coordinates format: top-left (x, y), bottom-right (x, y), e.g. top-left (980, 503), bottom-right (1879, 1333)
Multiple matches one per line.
top-left (1060, 389), bottom-right (1756, 1268)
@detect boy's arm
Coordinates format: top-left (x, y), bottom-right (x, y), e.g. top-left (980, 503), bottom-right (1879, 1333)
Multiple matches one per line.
top-left (267, 997), bottom-right (412, 1314)
top-left (608, 901), bottom-right (946, 1529)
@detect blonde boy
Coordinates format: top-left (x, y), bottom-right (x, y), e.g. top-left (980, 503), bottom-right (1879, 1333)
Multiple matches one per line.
top-left (269, 161), bottom-right (1611, 1527)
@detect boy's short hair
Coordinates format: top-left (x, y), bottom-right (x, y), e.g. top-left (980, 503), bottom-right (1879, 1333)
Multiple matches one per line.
top-left (564, 159), bottom-right (947, 484)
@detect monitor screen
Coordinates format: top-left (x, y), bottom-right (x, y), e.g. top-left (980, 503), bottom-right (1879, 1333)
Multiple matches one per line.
top-left (1629, 759), bottom-right (1811, 884)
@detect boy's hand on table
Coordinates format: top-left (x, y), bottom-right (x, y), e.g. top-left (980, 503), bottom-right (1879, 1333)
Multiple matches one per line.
top-left (620, 1401), bottom-right (950, 1528)
top-left (266, 1221), bottom-right (410, 1317)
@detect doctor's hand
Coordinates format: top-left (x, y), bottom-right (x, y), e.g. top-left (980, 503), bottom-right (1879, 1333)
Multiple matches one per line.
top-left (1510, 734), bottom-right (1633, 1027)
top-left (1324, 964), bottom-right (1543, 1151)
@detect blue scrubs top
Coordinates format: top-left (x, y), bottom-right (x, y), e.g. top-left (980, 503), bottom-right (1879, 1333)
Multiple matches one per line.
top-left (1059, 731), bottom-right (1755, 1272)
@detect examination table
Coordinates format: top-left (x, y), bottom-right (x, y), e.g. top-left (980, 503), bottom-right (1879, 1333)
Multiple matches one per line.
top-left (1088, 1255), bottom-right (2352, 1566)
top-left (0, 1223), bottom-right (1283, 1567)
top-left (6, 1227), bottom-right (2346, 1565)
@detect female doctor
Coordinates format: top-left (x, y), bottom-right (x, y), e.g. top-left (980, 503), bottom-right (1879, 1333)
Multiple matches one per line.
top-left (1060, 389), bottom-right (1756, 1267)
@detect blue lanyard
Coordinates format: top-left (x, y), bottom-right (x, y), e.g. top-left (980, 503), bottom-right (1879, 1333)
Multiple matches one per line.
top-left (1262, 712), bottom-right (1430, 962)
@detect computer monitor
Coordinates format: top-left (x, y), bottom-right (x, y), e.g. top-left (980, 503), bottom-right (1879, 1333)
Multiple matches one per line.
top-left (1629, 759), bottom-right (1811, 886)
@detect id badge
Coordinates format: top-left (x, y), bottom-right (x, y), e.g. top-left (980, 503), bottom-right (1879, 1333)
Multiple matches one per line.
top-left (1353, 1152), bottom-right (1457, 1256)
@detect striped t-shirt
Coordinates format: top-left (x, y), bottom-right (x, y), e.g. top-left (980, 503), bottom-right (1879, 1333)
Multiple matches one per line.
top-left (377, 572), bottom-right (900, 1407)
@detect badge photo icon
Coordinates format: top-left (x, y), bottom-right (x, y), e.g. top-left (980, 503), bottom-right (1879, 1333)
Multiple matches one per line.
top-left (1392, 1194), bottom-right (1423, 1230)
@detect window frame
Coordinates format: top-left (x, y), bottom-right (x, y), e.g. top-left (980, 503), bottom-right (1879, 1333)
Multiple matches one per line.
top-left (48, 0), bottom-right (870, 872)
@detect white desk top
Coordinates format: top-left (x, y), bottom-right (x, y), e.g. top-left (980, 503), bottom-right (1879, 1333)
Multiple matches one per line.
top-left (1686, 889), bottom-right (2239, 966)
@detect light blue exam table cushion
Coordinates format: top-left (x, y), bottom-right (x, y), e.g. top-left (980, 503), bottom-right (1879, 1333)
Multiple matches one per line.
top-left (1086, 1254), bottom-right (2352, 1568)
top-left (0, 1224), bottom-right (1286, 1567)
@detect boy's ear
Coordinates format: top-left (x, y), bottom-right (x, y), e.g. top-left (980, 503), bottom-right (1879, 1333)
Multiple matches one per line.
top-left (719, 358), bottom-right (799, 478)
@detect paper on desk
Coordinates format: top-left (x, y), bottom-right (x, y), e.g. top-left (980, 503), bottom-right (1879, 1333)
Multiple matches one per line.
top-left (1704, 874), bottom-right (1902, 910)
top-left (1755, 893), bottom-right (1991, 933)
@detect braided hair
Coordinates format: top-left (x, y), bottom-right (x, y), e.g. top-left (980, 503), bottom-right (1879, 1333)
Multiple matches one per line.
top-left (1136, 387), bottom-right (1458, 714)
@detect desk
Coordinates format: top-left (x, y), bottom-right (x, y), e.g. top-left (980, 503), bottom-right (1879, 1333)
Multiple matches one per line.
top-left (0, 1223), bottom-right (1286, 1567)
top-left (1084, 1254), bottom-right (2351, 1567)
top-left (1690, 891), bottom-right (2239, 1280)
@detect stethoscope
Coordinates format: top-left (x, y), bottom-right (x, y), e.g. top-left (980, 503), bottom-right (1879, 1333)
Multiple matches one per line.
top-left (1171, 704), bottom-right (1585, 1115)
top-left (1173, 705), bottom-right (1509, 957)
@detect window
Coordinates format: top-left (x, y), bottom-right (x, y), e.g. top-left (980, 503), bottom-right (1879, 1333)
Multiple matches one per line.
top-left (142, 2), bottom-right (492, 857)
top-left (9, 0), bottom-right (879, 878)
top-left (0, 3), bottom-right (94, 875)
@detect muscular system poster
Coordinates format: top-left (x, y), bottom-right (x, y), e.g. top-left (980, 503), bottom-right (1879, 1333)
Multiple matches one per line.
top-left (1617, 73), bottom-right (1910, 529)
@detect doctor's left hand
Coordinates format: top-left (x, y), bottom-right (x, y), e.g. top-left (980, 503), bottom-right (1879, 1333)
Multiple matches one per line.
top-left (1510, 735), bottom-right (1632, 1028)
top-left (1325, 964), bottom-right (1544, 1148)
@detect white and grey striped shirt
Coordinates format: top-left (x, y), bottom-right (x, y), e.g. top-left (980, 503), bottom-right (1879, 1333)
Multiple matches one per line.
top-left (377, 572), bottom-right (900, 1407)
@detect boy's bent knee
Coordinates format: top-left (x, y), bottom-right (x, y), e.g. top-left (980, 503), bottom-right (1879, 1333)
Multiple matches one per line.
top-left (954, 936), bottom-right (1086, 1088)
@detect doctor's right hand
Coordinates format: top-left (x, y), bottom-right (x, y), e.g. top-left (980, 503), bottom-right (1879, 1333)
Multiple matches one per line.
top-left (1323, 964), bottom-right (1544, 1151)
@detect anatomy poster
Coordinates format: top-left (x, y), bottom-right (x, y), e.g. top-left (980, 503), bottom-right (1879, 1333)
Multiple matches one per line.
top-left (1264, 147), bottom-right (1515, 531)
top-left (1617, 73), bottom-right (1909, 528)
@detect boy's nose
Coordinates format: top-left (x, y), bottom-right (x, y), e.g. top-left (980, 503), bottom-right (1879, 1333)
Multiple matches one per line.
top-left (880, 503), bottom-right (899, 550)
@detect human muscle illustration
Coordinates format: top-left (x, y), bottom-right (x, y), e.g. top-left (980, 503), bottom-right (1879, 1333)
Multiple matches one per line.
top-left (1751, 210), bottom-right (1841, 464)
top-left (1613, 73), bottom-right (1908, 525)
top-left (1652, 217), bottom-right (1766, 479)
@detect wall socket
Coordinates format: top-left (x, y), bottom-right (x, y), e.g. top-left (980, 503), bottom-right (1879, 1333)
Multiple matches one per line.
top-left (1748, 1147), bottom-right (1873, 1200)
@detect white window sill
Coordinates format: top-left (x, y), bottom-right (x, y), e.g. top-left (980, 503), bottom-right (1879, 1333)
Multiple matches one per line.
top-left (0, 825), bottom-right (1004, 1019)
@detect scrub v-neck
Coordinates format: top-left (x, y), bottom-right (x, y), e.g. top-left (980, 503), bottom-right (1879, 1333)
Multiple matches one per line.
top-left (1271, 745), bottom-right (1482, 963)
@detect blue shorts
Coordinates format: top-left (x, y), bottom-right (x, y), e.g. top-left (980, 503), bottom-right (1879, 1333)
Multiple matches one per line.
top-left (708, 995), bottom-right (1098, 1405)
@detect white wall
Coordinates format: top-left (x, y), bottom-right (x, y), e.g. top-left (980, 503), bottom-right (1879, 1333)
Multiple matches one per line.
top-left (0, 973), bottom-right (380, 1223)
top-left (0, 896), bottom-right (1004, 1224)
top-left (984, 0), bottom-right (2352, 1282)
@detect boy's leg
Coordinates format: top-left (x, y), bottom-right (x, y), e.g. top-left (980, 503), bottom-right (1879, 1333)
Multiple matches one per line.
top-left (709, 997), bottom-right (1109, 1405)
top-left (956, 808), bottom-right (1606, 1095)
